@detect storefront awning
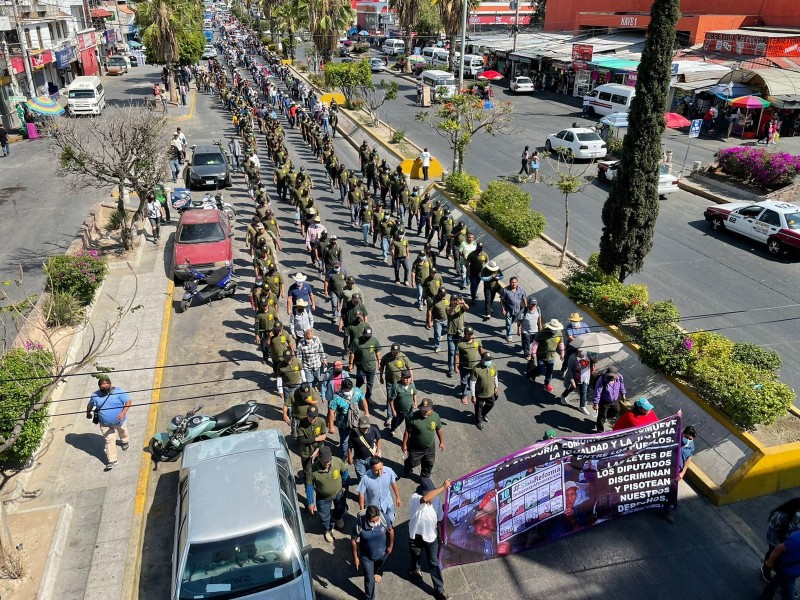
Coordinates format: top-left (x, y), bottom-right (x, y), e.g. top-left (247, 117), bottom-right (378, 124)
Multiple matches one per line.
top-left (727, 67), bottom-right (800, 97)
top-left (90, 8), bottom-right (112, 18)
top-left (769, 95), bottom-right (800, 109)
top-left (672, 78), bottom-right (722, 92)
top-left (590, 57), bottom-right (640, 71)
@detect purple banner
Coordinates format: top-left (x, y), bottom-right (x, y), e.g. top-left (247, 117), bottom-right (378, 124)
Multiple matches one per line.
top-left (441, 415), bottom-right (682, 568)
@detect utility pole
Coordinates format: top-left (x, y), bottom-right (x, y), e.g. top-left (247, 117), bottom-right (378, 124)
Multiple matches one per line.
top-left (511, 0), bottom-right (520, 52)
top-left (11, 0), bottom-right (36, 97)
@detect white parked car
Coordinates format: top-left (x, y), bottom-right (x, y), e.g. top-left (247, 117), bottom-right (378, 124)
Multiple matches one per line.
top-left (202, 45), bottom-right (217, 59)
top-left (510, 76), bottom-right (534, 94)
top-left (597, 160), bottom-right (680, 197)
top-left (369, 57), bottom-right (384, 72)
top-left (545, 128), bottom-right (607, 160)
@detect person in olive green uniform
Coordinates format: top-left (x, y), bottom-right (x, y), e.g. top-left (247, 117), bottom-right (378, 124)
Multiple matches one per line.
top-left (530, 319), bottom-right (565, 393)
top-left (470, 352), bottom-right (500, 430)
top-left (288, 381), bottom-right (322, 439)
top-left (359, 200), bottom-right (373, 245)
top-left (439, 208), bottom-right (455, 258)
top-left (428, 287), bottom-right (450, 353)
top-left (466, 242), bottom-right (489, 302)
top-left (324, 263), bottom-right (347, 322)
top-left (445, 294), bottom-right (469, 377)
top-left (428, 200), bottom-right (445, 246)
top-left (418, 193), bottom-right (433, 238)
top-left (349, 327), bottom-right (382, 403)
top-left (380, 343), bottom-right (413, 427)
top-left (297, 405), bottom-right (328, 505)
top-left (455, 326), bottom-right (484, 404)
top-left (262, 263), bottom-right (285, 304)
top-left (268, 322), bottom-right (294, 375)
top-left (389, 370), bottom-right (417, 433)
top-left (407, 189), bottom-right (421, 231)
top-left (411, 250), bottom-right (433, 311)
top-left (391, 229), bottom-right (410, 285)
top-left (308, 445), bottom-right (350, 542)
top-left (402, 399), bottom-right (444, 479)
top-left (255, 301), bottom-right (279, 363)
top-left (340, 294), bottom-right (369, 359)
top-left (278, 348), bottom-right (305, 408)
top-left (424, 268), bottom-right (444, 327)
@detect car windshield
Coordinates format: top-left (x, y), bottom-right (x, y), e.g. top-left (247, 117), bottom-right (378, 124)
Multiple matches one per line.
top-left (576, 132), bottom-right (601, 142)
top-left (109, 57), bottom-right (126, 64)
top-left (178, 222), bottom-right (225, 244)
top-left (517, 78), bottom-right (532, 84)
top-left (785, 212), bottom-right (800, 229)
top-left (194, 153), bottom-right (225, 166)
top-left (179, 525), bottom-right (302, 599)
top-left (69, 90), bottom-right (95, 99)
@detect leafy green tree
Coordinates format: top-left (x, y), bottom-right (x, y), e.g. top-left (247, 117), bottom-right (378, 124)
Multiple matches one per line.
top-left (416, 0), bottom-right (443, 38)
top-left (358, 80), bottom-right (399, 127)
top-left (416, 94), bottom-right (513, 172)
top-left (324, 60), bottom-right (373, 106)
top-left (303, 0), bottom-right (354, 59)
top-left (598, 0), bottom-right (680, 281)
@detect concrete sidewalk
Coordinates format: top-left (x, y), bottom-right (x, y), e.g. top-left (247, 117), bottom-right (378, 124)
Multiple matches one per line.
top-left (7, 234), bottom-right (171, 600)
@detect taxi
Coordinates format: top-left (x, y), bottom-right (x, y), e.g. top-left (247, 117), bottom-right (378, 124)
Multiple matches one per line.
top-left (703, 200), bottom-right (800, 256)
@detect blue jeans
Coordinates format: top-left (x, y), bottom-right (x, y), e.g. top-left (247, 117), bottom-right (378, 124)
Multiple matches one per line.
top-left (317, 489), bottom-right (347, 532)
top-left (353, 457), bottom-right (371, 480)
top-left (339, 181), bottom-right (348, 202)
top-left (360, 552), bottom-right (388, 600)
top-left (169, 158), bottom-right (181, 182)
top-left (338, 425), bottom-right (352, 459)
top-left (362, 223), bottom-right (370, 244)
top-left (521, 330), bottom-right (534, 358)
top-left (433, 319), bottom-right (446, 349)
top-left (565, 381), bottom-right (589, 407)
top-left (415, 283), bottom-right (425, 308)
top-left (1, 141), bottom-right (9, 156)
top-left (758, 569), bottom-right (798, 600)
top-left (303, 367), bottom-right (322, 392)
top-left (381, 237), bottom-right (390, 259)
top-left (446, 335), bottom-right (459, 373)
top-left (505, 311), bottom-right (521, 338)
top-left (330, 293), bottom-right (341, 321)
top-left (398, 203), bottom-right (406, 223)
top-left (537, 359), bottom-right (555, 384)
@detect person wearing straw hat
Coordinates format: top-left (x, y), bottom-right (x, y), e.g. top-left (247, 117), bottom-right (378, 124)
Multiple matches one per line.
top-left (287, 271), bottom-right (316, 316)
top-left (529, 319), bottom-right (565, 393)
top-left (561, 312), bottom-right (590, 378)
top-left (479, 260), bottom-right (504, 321)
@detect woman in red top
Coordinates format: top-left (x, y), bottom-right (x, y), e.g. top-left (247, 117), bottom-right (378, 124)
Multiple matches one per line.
top-left (613, 397), bottom-right (658, 430)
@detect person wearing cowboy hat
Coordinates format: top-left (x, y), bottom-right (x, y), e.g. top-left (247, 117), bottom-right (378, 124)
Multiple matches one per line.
top-left (479, 260), bottom-right (504, 321)
top-left (528, 319), bottom-right (565, 393)
top-left (287, 272), bottom-right (316, 316)
top-left (561, 312), bottom-right (591, 378)
top-left (305, 214), bottom-right (327, 273)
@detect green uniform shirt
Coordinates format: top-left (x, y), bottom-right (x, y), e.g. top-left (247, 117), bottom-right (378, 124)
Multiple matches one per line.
top-left (255, 309), bottom-right (278, 335)
top-left (430, 294), bottom-right (450, 321)
top-left (291, 386), bottom-right (321, 419)
top-left (263, 217), bottom-right (280, 237)
top-left (447, 305), bottom-right (466, 336)
top-left (348, 188), bottom-right (364, 206)
top-left (379, 219), bottom-right (397, 237)
top-left (341, 285), bottom-right (363, 302)
top-left (297, 417), bottom-right (328, 460)
top-left (381, 352), bottom-right (411, 384)
top-left (391, 238), bottom-right (409, 258)
top-left (457, 338), bottom-right (482, 370)
top-left (391, 382), bottom-right (417, 414)
top-left (309, 456), bottom-right (346, 500)
top-left (264, 271), bottom-right (284, 297)
top-left (399, 189), bottom-right (410, 208)
top-left (431, 208), bottom-right (444, 227)
top-left (269, 332), bottom-right (293, 361)
top-left (406, 410), bottom-right (442, 450)
top-left (470, 364), bottom-right (498, 398)
top-left (441, 216), bottom-right (455, 235)
top-left (408, 195), bottom-right (420, 213)
top-left (342, 302), bottom-right (369, 326)
top-left (419, 199), bottom-right (432, 215)
top-left (412, 257), bottom-right (432, 283)
top-left (279, 357), bottom-right (304, 387)
top-left (467, 250), bottom-right (489, 274)
top-left (345, 321), bottom-right (368, 352)
top-left (327, 272), bottom-right (347, 296)
top-left (424, 274), bottom-right (444, 301)
top-left (353, 337), bottom-right (381, 371)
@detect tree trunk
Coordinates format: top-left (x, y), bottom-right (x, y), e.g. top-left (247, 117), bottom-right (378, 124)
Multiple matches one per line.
top-left (559, 194), bottom-right (569, 268)
top-left (117, 185), bottom-right (132, 251)
top-left (170, 68), bottom-right (179, 104)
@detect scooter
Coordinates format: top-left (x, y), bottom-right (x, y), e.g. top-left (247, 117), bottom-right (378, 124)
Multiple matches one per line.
top-left (149, 401), bottom-right (270, 468)
top-left (202, 190), bottom-right (238, 221)
top-left (179, 260), bottom-right (237, 312)
top-left (171, 188), bottom-right (237, 221)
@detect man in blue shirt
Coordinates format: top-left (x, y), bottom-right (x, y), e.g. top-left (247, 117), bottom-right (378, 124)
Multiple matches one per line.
top-left (561, 312), bottom-right (590, 376)
top-left (85, 374), bottom-right (131, 471)
top-left (287, 272), bottom-right (316, 316)
top-left (761, 529), bottom-right (800, 600)
top-left (351, 505), bottom-right (394, 600)
top-left (357, 457), bottom-right (401, 526)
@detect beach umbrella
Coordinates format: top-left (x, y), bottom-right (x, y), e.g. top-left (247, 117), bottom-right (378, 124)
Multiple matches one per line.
top-left (477, 70), bottom-right (503, 81)
top-left (407, 55), bottom-right (426, 64)
top-left (358, 30), bottom-right (369, 36)
top-left (664, 112), bottom-right (691, 128)
top-left (600, 112), bottom-right (629, 127)
top-left (568, 332), bottom-right (623, 354)
top-left (128, 40), bottom-right (141, 48)
top-left (26, 95), bottom-right (65, 116)
top-left (730, 95), bottom-right (771, 109)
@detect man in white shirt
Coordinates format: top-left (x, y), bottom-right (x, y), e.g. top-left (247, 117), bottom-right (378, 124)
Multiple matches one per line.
top-left (420, 148), bottom-right (432, 181)
top-left (408, 477), bottom-right (451, 600)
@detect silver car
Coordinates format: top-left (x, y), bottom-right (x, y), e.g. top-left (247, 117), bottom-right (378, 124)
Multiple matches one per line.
top-left (172, 430), bottom-right (315, 599)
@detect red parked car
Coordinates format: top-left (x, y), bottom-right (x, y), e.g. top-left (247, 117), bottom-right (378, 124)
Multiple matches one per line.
top-left (172, 209), bottom-right (233, 280)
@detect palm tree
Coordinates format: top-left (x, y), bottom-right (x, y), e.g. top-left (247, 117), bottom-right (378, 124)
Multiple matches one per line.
top-left (432, 0), bottom-right (479, 69)
top-left (390, 0), bottom-right (419, 67)
top-left (300, 0), bottom-right (353, 60)
top-left (273, 0), bottom-right (303, 59)
top-left (261, 0), bottom-right (282, 41)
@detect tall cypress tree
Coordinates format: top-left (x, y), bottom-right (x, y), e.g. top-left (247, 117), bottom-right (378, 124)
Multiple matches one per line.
top-left (598, 0), bottom-right (681, 282)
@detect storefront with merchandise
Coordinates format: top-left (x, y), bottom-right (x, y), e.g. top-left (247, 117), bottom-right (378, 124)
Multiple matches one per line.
top-left (77, 29), bottom-right (100, 77)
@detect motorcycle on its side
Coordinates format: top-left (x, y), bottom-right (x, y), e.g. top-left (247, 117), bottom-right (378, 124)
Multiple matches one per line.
top-left (149, 401), bottom-right (270, 469)
top-left (179, 260), bottom-right (237, 312)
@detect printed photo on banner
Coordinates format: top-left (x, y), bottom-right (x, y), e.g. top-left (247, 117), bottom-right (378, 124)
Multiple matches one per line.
top-left (440, 415), bottom-right (682, 568)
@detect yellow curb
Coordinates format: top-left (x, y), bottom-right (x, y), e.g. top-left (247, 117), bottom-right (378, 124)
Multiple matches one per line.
top-left (171, 88), bottom-right (197, 122)
top-left (126, 277), bottom-right (174, 599)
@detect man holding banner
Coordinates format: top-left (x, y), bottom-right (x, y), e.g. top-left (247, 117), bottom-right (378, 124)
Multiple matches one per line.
top-left (408, 477), bottom-right (451, 600)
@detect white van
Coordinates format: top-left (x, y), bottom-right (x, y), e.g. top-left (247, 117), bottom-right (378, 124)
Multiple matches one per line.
top-left (419, 69), bottom-right (457, 101)
top-left (66, 76), bottom-right (106, 116)
top-left (458, 54), bottom-right (484, 77)
top-left (583, 83), bottom-right (636, 117)
top-left (432, 50), bottom-right (457, 70)
top-left (420, 47), bottom-right (438, 65)
top-left (382, 39), bottom-right (405, 56)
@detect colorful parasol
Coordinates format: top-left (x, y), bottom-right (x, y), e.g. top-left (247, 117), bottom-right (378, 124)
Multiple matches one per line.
top-left (25, 95), bottom-right (65, 116)
top-left (729, 95), bottom-right (771, 109)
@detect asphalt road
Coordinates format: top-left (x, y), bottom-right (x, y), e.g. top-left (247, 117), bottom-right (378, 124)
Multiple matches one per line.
top-left (137, 62), bottom-right (767, 600)
top-left (0, 64), bottom-right (165, 345)
top-left (360, 60), bottom-right (800, 402)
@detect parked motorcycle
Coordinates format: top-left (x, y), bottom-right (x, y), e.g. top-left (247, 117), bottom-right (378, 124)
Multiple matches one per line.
top-left (179, 260), bottom-right (237, 312)
top-left (171, 188), bottom-right (237, 221)
top-left (149, 401), bottom-right (270, 468)
top-left (202, 190), bottom-right (238, 221)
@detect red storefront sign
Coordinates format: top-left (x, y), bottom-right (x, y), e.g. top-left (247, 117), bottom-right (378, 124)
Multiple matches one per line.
top-left (77, 31), bottom-right (98, 52)
top-left (30, 50), bottom-right (54, 70)
top-left (9, 56), bottom-right (24, 76)
top-left (80, 48), bottom-right (99, 76)
top-left (572, 43), bottom-right (593, 61)
top-left (468, 14), bottom-right (531, 25)
top-left (702, 31), bottom-right (800, 57)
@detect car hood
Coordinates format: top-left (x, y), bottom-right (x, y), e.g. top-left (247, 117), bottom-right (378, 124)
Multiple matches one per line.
top-left (235, 573), bottom-right (312, 599)
top-left (173, 237), bottom-right (232, 266)
top-left (190, 164), bottom-right (227, 178)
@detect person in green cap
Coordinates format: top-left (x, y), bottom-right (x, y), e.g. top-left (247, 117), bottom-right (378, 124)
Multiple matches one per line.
top-left (538, 429), bottom-right (558, 443)
top-left (86, 374), bottom-right (131, 471)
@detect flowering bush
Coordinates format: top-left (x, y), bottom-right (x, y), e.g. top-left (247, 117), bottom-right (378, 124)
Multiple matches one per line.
top-left (639, 323), bottom-right (694, 374)
top-left (43, 250), bottom-right (107, 306)
top-left (634, 300), bottom-right (681, 333)
top-left (717, 147), bottom-right (800, 190)
top-left (591, 282), bottom-right (649, 325)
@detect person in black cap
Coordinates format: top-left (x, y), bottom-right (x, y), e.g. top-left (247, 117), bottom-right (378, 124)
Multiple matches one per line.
top-left (297, 405), bottom-right (328, 500)
top-left (351, 504), bottom-right (393, 600)
top-left (279, 350), bottom-right (306, 435)
top-left (466, 242), bottom-right (489, 303)
top-left (380, 343), bottom-right (412, 426)
top-left (308, 445), bottom-right (350, 542)
top-left (408, 477), bottom-right (452, 600)
top-left (455, 326), bottom-right (483, 405)
top-left (348, 415), bottom-right (383, 481)
top-left (389, 370), bottom-right (417, 433)
top-left (470, 352), bottom-right (499, 431)
top-left (86, 374), bottom-right (131, 471)
top-left (445, 294), bottom-right (469, 378)
top-left (350, 327), bottom-right (382, 403)
top-left (402, 398), bottom-right (444, 479)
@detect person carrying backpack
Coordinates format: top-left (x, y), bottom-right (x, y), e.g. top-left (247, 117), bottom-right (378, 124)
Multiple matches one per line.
top-left (328, 378), bottom-right (370, 459)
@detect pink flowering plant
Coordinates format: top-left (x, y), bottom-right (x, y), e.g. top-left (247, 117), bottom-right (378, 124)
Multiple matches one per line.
top-left (43, 249), bottom-right (108, 306)
top-left (718, 147), bottom-right (800, 190)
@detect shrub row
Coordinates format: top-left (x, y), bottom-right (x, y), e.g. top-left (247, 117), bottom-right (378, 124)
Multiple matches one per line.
top-left (444, 171), bottom-right (480, 205)
top-left (565, 254), bottom-right (793, 429)
top-left (476, 180), bottom-right (546, 247)
top-left (717, 146), bottom-right (800, 190)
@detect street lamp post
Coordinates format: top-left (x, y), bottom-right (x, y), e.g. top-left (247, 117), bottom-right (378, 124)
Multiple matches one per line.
top-left (454, 0), bottom-right (469, 172)
top-left (511, 0), bottom-right (520, 52)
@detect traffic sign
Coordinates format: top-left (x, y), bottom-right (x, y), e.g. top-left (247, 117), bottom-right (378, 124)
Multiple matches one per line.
top-left (689, 119), bottom-right (702, 138)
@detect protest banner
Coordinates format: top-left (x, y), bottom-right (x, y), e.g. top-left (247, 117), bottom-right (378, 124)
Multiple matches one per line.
top-left (441, 415), bottom-right (682, 567)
